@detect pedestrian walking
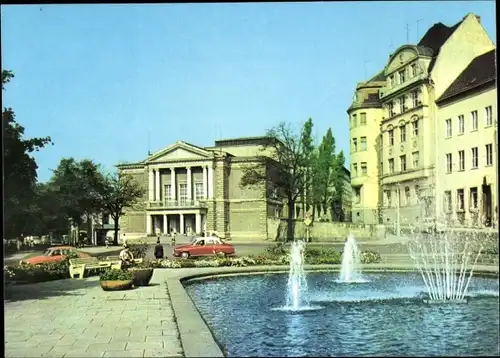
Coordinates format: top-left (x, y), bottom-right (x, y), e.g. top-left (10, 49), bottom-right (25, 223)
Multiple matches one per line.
top-left (105, 236), bottom-right (110, 248)
top-left (154, 237), bottom-right (164, 260)
top-left (170, 228), bottom-right (176, 246)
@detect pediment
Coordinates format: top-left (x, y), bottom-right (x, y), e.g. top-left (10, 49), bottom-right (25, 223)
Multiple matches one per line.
top-left (144, 141), bottom-right (212, 163)
top-left (386, 46), bottom-right (418, 74)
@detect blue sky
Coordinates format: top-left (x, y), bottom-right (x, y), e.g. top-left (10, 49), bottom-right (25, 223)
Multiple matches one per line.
top-left (1, 2), bottom-right (496, 182)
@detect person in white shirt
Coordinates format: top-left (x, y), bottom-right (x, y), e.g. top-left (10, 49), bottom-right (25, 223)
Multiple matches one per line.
top-left (119, 244), bottom-right (134, 268)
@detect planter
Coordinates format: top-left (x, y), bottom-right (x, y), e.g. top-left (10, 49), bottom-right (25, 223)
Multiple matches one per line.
top-left (130, 268), bottom-right (154, 286)
top-left (100, 279), bottom-right (134, 291)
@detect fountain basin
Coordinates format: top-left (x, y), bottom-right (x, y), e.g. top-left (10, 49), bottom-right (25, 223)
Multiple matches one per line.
top-left (423, 298), bottom-right (468, 304)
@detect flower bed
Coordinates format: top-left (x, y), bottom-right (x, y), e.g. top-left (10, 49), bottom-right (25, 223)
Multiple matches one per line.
top-left (4, 243), bottom-right (383, 283)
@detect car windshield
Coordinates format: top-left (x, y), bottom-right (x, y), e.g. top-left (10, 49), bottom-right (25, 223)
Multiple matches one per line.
top-left (42, 250), bottom-right (52, 256)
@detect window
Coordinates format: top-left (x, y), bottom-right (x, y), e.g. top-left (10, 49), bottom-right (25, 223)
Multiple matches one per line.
top-left (388, 102), bottom-right (395, 117)
top-left (195, 183), bottom-right (204, 200)
top-left (411, 63), bottom-right (417, 77)
top-left (179, 184), bottom-right (187, 205)
top-left (352, 138), bottom-right (358, 152)
top-left (458, 115), bottom-right (465, 134)
top-left (360, 137), bottom-right (367, 151)
top-left (471, 110), bottom-right (478, 131)
top-left (485, 106), bottom-right (493, 126)
top-left (389, 75), bottom-right (394, 88)
top-left (470, 187), bottom-right (478, 209)
top-left (164, 184), bottom-right (172, 201)
top-left (354, 187), bottom-right (361, 204)
top-left (486, 144), bottom-right (493, 166)
top-left (471, 147), bottom-right (478, 168)
top-left (388, 129), bottom-right (394, 146)
top-left (411, 90), bottom-right (420, 107)
top-left (404, 186), bottom-right (411, 205)
top-left (444, 191), bottom-right (452, 213)
top-left (361, 162), bottom-right (367, 175)
top-left (352, 114), bottom-right (357, 127)
top-left (360, 113), bottom-right (367, 125)
top-left (400, 155), bottom-right (407, 172)
top-left (398, 69), bottom-right (406, 83)
top-left (446, 153), bottom-right (452, 173)
top-left (400, 125), bottom-right (406, 142)
top-left (353, 164), bottom-right (358, 177)
top-left (457, 189), bottom-right (464, 211)
top-left (458, 150), bottom-right (465, 171)
top-left (388, 159), bottom-right (395, 174)
top-left (385, 190), bottom-right (392, 207)
top-left (412, 120), bottom-right (419, 136)
top-left (445, 119), bottom-right (452, 137)
top-left (412, 151), bottom-right (419, 169)
top-left (415, 185), bottom-right (420, 200)
top-left (399, 96), bottom-right (407, 113)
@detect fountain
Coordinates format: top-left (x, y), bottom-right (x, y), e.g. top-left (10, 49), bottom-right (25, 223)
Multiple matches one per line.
top-left (408, 229), bottom-right (484, 304)
top-left (285, 240), bottom-right (309, 310)
top-left (339, 234), bottom-right (363, 282)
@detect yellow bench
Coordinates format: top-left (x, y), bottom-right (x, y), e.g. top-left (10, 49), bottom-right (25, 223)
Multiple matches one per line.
top-left (69, 257), bottom-right (113, 279)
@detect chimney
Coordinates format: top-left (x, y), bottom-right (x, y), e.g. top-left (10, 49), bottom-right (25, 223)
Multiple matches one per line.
top-left (475, 15), bottom-right (481, 23)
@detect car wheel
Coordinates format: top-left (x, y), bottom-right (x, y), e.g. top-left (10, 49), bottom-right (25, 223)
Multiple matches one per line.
top-left (181, 252), bottom-right (190, 259)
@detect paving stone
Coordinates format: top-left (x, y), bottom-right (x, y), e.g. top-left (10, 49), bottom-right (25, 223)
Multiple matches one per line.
top-left (126, 341), bottom-right (163, 350)
top-left (111, 335), bottom-right (146, 343)
top-left (86, 342), bottom-right (127, 353)
top-left (103, 349), bottom-right (145, 357)
top-left (144, 347), bottom-right (184, 357)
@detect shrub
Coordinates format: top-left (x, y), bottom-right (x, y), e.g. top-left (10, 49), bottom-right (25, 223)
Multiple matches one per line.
top-left (100, 269), bottom-right (133, 281)
top-left (128, 240), bottom-right (148, 259)
top-left (265, 243), bottom-right (288, 257)
top-left (361, 251), bottom-right (382, 264)
top-left (194, 260), bottom-right (220, 268)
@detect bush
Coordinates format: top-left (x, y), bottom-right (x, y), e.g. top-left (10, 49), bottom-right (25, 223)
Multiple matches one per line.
top-left (265, 243), bottom-right (288, 257)
top-left (128, 240), bottom-right (148, 259)
top-left (100, 269), bottom-right (134, 281)
top-left (361, 251), bottom-right (382, 264)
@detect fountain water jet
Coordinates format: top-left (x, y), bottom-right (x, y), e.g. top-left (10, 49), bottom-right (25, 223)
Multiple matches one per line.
top-left (285, 240), bottom-right (309, 310)
top-left (408, 228), bottom-right (484, 304)
top-left (339, 234), bottom-right (363, 282)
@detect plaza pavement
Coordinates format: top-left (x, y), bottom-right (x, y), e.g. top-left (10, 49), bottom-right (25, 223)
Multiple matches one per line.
top-left (4, 270), bottom-right (184, 358)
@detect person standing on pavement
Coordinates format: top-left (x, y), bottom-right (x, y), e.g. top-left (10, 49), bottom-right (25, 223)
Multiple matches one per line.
top-left (154, 237), bottom-right (164, 260)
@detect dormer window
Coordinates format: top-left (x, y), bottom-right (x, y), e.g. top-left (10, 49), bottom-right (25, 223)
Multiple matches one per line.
top-left (411, 63), bottom-right (418, 77)
top-left (399, 69), bottom-right (406, 84)
top-left (388, 74), bottom-right (395, 88)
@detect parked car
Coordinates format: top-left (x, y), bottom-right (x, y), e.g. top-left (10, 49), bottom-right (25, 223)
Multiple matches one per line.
top-left (173, 236), bottom-right (235, 259)
top-left (20, 246), bottom-right (91, 265)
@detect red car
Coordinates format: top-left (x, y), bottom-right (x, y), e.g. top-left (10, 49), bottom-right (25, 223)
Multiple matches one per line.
top-left (173, 236), bottom-right (235, 259)
top-left (20, 246), bottom-right (91, 265)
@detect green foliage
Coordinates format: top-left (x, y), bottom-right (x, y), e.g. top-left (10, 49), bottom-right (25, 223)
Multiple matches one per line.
top-left (3, 70), bottom-right (53, 238)
top-left (100, 269), bottom-right (133, 281)
top-left (360, 251), bottom-right (382, 264)
top-left (128, 241), bottom-right (148, 259)
top-left (265, 242), bottom-right (288, 256)
top-left (99, 173), bottom-right (146, 244)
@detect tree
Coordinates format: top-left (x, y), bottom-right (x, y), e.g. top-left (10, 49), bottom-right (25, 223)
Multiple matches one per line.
top-left (300, 118), bottom-right (315, 213)
top-left (311, 128), bottom-right (336, 218)
top-left (49, 158), bottom-right (107, 243)
top-left (100, 172), bottom-right (146, 245)
top-left (240, 121), bottom-right (314, 241)
top-left (2, 70), bottom-right (53, 238)
top-left (329, 150), bottom-right (346, 221)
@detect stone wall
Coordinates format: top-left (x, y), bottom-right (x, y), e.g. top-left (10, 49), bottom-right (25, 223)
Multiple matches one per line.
top-left (267, 218), bottom-right (385, 241)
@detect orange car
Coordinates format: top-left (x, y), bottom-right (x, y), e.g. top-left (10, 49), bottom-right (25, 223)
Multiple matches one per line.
top-left (20, 246), bottom-right (91, 265)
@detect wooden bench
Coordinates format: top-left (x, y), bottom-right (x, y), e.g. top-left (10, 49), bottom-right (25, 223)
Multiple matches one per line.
top-left (69, 257), bottom-right (113, 279)
top-left (105, 256), bottom-right (143, 264)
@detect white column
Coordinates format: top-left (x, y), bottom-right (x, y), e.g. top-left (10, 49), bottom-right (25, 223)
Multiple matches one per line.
top-left (202, 166), bottom-right (208, 199)
top-left (170, 168), bottom-right (176, 202)
top-left (163, 214), bottom-right (168, 235)
top-left (208, 165), bottom-right (214, 199)
top-left (187, 167), bottom-right (192, 200)
top-left (148, 169), bottom-right (154, 201)
top-left (146, 214), bottom-right (152, 235)
top-left (155, 169), bottom-right (160, 201)
top-left (179, 214), bottom-right (184, 235)
top-left (195, 213), bottom-right (202, 234)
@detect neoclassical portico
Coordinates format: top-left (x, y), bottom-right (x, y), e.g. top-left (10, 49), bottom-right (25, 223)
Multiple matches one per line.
top-left (142, 141), bottom-right (217, 236)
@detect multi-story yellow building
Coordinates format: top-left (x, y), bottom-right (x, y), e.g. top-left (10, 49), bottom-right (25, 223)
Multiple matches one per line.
top-left (347, 13), bottom-right (496, 228)
top-left (435, 49), bottom-right (497, 227)
top-left (348, 72), bottom-right (385, 224)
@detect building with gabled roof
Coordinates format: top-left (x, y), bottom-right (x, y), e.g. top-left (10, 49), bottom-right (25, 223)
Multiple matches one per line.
top-left (347, 13), bottom-right (496, 228)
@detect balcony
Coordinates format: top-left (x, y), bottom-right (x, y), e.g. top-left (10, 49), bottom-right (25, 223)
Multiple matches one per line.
top-left (146, 199), bottom-right (209, 210)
